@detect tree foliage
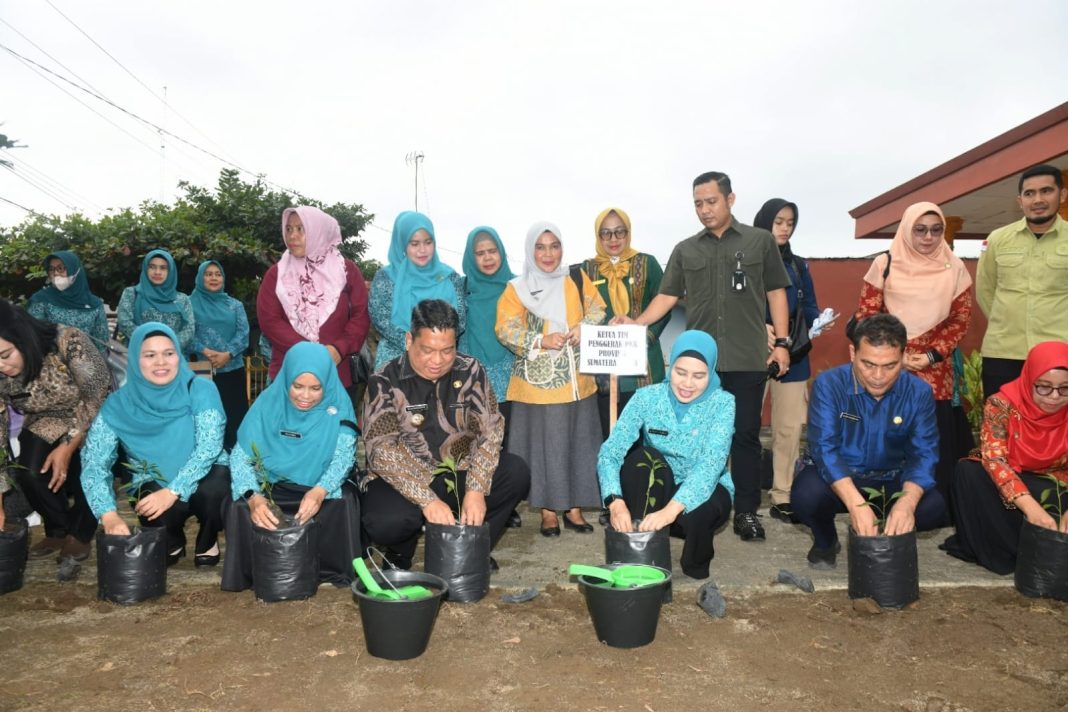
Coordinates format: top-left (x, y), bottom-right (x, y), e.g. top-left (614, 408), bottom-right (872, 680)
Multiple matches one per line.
top-left (0, 169), bottom-right (380, 326)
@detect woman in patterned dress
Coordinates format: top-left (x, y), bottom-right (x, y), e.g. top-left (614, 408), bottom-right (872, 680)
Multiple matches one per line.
top-left (116, 249), bottom-right (196, 353)
top-left (580, 207), bottom-right (670, 438)
top-left (27, 251), bottom-right (109, 355)
top-left (943, 341), bottom-right (1068, 573)
top-left (597, 330), bottom-right (735, 579)
top-left (496, 222), bottom-right (606, 536)
top-left (256, 206), bottom-right (370, 407)
top-left (221, 342), bottom-right (362, 590)
top-left (369, 211), bottom-right (466, 372)
top-left (0, 299), bottom-right (110, 577)
top-left (81, 322), bottom-right (229, 567)
top-left (189, 260), bottom-right (249, 451)
top-left (852, 201), bottom-right (973, 501)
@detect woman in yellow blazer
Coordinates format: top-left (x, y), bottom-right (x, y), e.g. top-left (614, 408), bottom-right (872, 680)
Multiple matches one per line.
top-left (496, 221), bottom-right (606, 537)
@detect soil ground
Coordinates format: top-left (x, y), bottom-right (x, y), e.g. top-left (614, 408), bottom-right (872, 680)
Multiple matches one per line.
top-left (2, 504), bottom-right (1067, 712)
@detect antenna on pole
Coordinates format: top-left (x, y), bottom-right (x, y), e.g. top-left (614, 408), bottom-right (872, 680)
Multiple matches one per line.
top-left (405, 150), bottom-right (424, 211)
top-left (159, 85), bottom-right (168, 201)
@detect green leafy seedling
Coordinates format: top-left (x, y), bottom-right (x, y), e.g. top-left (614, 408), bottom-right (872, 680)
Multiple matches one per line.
top-left (1038, 475), bottom-right (1067, 522)
top-left (122, 459), bottom-right (167, 508)
top-left (636, 451), bottom-right (667, 518)
top-left (858, 485), bottom-right (906, 533)
top-left (431, 456), bottom-right (462, 515)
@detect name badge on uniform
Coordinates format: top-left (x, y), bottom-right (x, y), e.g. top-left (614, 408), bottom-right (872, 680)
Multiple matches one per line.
top-left (648, 428), bottom-right (669, 436)
top-left (279, 430), bottom-right (302, 439)
top-left (839, 412), bottom-right (861, 422)
top-left (591, 279), bottom-right (606, 286)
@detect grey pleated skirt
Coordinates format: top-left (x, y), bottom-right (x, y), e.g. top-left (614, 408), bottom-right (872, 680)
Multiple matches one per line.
top-left (507, 395), bottom-right (602, 510)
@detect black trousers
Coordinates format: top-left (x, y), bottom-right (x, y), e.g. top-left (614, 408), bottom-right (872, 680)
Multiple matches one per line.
top-left (934, 400), bottom-right (975, 519)
top-left (790, 463), bottom-right (948, 549)
top-left (498, 400), bottom-right (512, 449)
top-left (982, 357), bottom-right (1025, 404)
top-left (944, 460), bottom-right (1066, 575)
top-left (213, 367), bottom-right (249, 452)
top-left (718, 370), bottom-right (767, 515)
top-left (617, 446), bottom-right (732, 579)
top-left (360, 452), bottom-right (531, 560)
top-left (221, 479), bottom-right (364, 590)
top-left (135, 464), bottom-right (230, 554)
top-left (14, 429), bottom-right (96, 543)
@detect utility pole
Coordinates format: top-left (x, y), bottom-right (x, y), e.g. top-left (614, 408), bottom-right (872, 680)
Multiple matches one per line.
top-left (405, 150), bottom-right (424, 211)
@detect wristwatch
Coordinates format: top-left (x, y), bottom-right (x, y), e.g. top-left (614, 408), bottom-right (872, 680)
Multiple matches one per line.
top-left (60, 428), bottom-right (80, 444)
top-left (603, 494), bottom-right (622, 508)
top-left (773, 337), bottom-right (793, 350)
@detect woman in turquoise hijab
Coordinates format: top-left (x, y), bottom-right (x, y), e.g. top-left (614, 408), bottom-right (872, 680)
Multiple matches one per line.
top-left (27, 250), bottom-right (109, 355)
top-left (368, 211), bottom-right (466, 371)
top-left (459, 226), bottom-right (515, 408)
top-left (189, 260), bottom-right (250, 450)
top-left (81, 322), bottom-right (229, 567)
top-left (596, 330), bottom-right (736, 579)
top-left (116, 249), bottom-right (196, 352)
top-left (221, 342), bottom-right (362, 590)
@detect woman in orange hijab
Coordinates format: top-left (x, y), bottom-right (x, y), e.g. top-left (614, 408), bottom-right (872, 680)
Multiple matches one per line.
top-left (943, 341), bottom-right (1068, 573)
top-left (852, 201), bottom-right (973, 500)
top-left (580, 208), bottom-right (670, 439)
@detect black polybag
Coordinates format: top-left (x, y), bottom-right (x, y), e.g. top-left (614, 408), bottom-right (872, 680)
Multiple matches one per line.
top-left (1015, 520), bottom-right (1068, 601)
top-left (847, 528), bottom-right (919, 609)
top-left (251, 516), bottom-right (319, 602)
top-left (0, 518), bottom-right (29, 595)
top-left (423, 522), bottom-right (490, 603)
top-left (605, 523), bottom-right (673, 603)
top-left (97, 526), bottom-right (167, 604)
top-left (605, 522), bottom-right (672, 570)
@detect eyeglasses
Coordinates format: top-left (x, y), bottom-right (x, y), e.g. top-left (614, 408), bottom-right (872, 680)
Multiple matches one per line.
top-left (599, 228), bottom-right (628, 240)
top-left (1034, 383), bottom-right (1068, 397)
top-left (912, 224), bottom-right (945, 237)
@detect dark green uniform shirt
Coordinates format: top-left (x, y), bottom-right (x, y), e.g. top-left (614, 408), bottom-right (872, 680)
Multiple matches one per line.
top-left (660, 218), bottom-right (790, 372)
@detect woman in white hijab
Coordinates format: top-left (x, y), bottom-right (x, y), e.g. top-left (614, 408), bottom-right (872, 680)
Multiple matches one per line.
top-left (496, 222), bottom-right (607, 537)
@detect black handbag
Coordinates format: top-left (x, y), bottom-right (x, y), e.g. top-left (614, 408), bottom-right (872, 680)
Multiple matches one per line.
top-left (787, 299), bottom-right (812, 364)
top-left (785, 257), bottom-right (812, 365)
top-left (349, 343), bottom-right (373, 386)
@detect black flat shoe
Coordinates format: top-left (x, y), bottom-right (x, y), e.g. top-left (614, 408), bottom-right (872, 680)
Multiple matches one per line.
top-left (506, 510), bottom-right (522, 528)
top-left (166, 548), bottom-right (186, 568)
top-left (540, 515), bottom-right (561, 537)
top-left (562, 516), bottom-right (594, 534)
top-left (489, 556), bottom-right (499, 573)
top-left (194, 553), bottom-right (220, 568)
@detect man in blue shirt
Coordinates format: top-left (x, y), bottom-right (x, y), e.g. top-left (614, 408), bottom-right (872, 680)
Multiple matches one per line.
top-left (791, 313), bottom-right (948, 569)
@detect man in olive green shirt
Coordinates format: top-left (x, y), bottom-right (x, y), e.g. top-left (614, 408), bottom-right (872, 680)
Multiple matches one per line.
top-left (616, 171), bottom-right (791, 542)
top-left (976, 164), bottom-right (1068, 400)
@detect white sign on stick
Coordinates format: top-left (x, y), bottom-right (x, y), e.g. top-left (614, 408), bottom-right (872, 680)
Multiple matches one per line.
top-left (579, 324), bottom-right (648, 376)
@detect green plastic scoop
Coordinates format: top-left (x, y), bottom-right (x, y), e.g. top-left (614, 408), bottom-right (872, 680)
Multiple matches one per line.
top-left (352, 558), bottom-right (433, 601)
top-left (568, 563), bottom-right (667, 588)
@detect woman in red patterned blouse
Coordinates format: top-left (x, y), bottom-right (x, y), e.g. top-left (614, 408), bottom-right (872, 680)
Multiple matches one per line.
top-left (942, 341), bottom-right (1068, 574)
top-left (852, 201), bottom-right (973, 499)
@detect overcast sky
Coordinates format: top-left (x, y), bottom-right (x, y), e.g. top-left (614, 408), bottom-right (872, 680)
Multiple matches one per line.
top-left (3, 1), bottom-right (1067, 272)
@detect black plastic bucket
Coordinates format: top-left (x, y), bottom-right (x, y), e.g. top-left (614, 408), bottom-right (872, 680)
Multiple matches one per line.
top-left (97, 526), bottom-right (167, 604)
top-left (847, 528), bottom-right (919, 609)
top-left (423, 522), bottom-right (490, 603)
top-left (352, 569), bottom-right (448, 660)
top-left (605, 523), bottom-right (673, 602)
top-left (1015, 520), bottom-right (1068, 601)
top-left (0, 518), bottom-right (29, 595)
top-left (577, 564), bottom-right (672, 648)
top-left (251, 516), bottom-right (319, 603)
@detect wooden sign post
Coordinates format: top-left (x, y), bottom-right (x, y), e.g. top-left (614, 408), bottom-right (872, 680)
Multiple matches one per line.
top-left (579, 324), bottom-right (648, 431)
